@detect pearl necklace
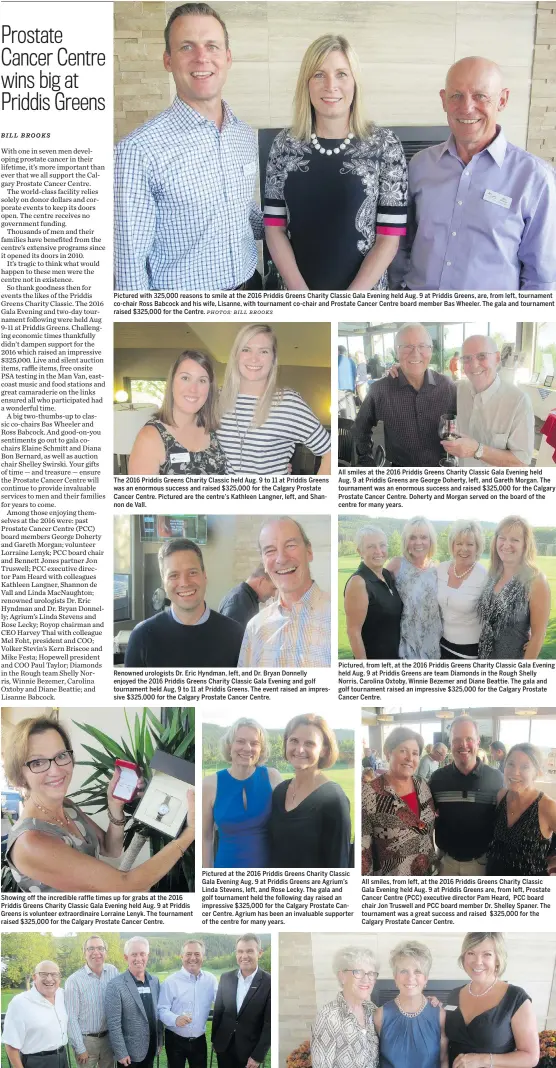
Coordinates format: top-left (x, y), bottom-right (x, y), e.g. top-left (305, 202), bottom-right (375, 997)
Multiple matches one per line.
top-left (30, 796), bottom-right (71, 827)
top-left (468, 978), bottom-right (497, 997)
top-left (453, 561), bottom-right (476, 580)
top-left (395, 995), bottom-right (427, 1017)
top-left (310, 131), bottom-right (354, 156)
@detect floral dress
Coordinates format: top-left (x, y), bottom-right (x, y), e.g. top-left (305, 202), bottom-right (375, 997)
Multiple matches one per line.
top-left (361, 775), bottom-right (436, 876)
top-left (395, 558), bottom-right (442, 659)
top-left (144, 418), bottom-right (228, 474)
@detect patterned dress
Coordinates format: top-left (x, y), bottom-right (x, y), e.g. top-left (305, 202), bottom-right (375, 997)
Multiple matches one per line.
top-left (361, 775), bottom-right (436, 875)
top-left (144, 418), bottom-right (228, 474)
top-left (311, 991), bottom-right (379, 1068)
top-left (477, 574), bottom-right (531, 658)
top-left (395, 558), bottom-right (442, 659)
top-left (486, 791), bottom-right (552, 875)
top-left (264, 126), bottom-right (407, 289)
top-left (5, 803), bottom-right (99, 891)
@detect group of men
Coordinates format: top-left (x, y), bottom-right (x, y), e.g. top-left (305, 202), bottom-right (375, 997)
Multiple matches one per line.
top-left (3, 936), bottom-right (270, 1068)
top-left (353, 325), bottom-right (535, 467)
top-left (114, 3), bottom-right (556, 293)
top-left (123, 517), bottom-right (330, 669)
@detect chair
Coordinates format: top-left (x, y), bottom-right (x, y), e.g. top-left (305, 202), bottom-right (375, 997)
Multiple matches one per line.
top-left (338, 419), bottom-right (386, 467)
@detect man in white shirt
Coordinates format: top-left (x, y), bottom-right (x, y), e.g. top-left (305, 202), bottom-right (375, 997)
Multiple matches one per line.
top-left (158, 940), bottom-right (218, 1068)
top-left (65, 936), bottom-right (118, 1068)
top-left (2, 961), bottom-right (68, 1068)
top-left (211, 936), bottom-right (270, 1068)
top-left (441, 334), bottom-right (534, 466)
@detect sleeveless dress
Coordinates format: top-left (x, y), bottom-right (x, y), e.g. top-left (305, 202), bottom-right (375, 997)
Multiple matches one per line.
top-left (144, 418), bottom-right (228, 474)
top-left (344, 562), bottom-right (403, 659)
top-left (379, 999), bottom-right (441, 1068)
top-left (477, 575), bottom-right (531, 659)
top-left (486, 792), bottom-right (552, 875)
top-left (395, 558), bottom-right (442, 659)
top-left (213, 766), bottom-right (272, 868)
top-left (444, 984), bottom-right (531, 1068)
top-left (5, 804), bottom-right (100, 891)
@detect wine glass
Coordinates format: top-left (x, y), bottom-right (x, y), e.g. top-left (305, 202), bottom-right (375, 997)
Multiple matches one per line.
top-left (438, 413), bottom-right (460, 467)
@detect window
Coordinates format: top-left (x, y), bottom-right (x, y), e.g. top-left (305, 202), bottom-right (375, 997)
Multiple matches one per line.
top-left (534, 323), bottom-right (556, 379)
top-left (129, 378), bottom-right (166, 406)
top-left (114, 516), bottom-right (132, 623)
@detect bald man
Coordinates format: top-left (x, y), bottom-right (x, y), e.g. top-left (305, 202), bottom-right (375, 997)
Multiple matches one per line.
top-left (391, 56), bottom-right (556, 290)
top-left (442, 334), bottom-right (534, 466)
top-left (2, 961), bottom-right (68, 1068)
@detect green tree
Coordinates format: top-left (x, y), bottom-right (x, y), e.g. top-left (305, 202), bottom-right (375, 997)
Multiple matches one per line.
top-left (388, 530), bottom-right (402, 558)
top-left (437, 527), bottom-right (451, 562)
top-left (2, 933), bottom-right (56, 988)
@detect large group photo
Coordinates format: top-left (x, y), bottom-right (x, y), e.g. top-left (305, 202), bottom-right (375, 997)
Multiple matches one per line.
top-left (360, 705), bottom-right (556, 876)
top-left (202, 711), bottom-right (354, 869)
top-left (1, 707), bottom-right (194, 894)
top-left (338, 320), bottom-right (556, 468)
top-left (278, 931), bottom-right (556, 1068)
top-left (114, 321), bottom-right (331, 477)
top-left (338, 507), bottom-right (555, 661)
top-left (113, 1), bottom-right (556, 292)
top-left (1, 930), bottom-right (271, 1068)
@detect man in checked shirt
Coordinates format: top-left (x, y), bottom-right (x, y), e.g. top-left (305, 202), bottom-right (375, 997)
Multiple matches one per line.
top-left (65, 937), bottom-right (117, 1068)
top-left (114, 3), bottom-right (263, 291)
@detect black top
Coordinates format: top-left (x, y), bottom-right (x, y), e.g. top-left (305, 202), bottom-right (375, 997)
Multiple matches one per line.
top-left (429, 760), bottom-right (504, 861)
top-left (218, 582), bottom-right (260, 628)
top-left (486, 791), bottom-right (552, 875)
top-left (124, 608), bottom-right (244, 668)
top-left (345, 562), bottom-right (402, 659)
top-left (355, 368), bottom-right (457, 466)
top-left (444, 984), bottom-right (531, 1068)
top-left (130, 973), bottom-right (157, 1037)
top-left (269, 780), bottom-right (351, 868)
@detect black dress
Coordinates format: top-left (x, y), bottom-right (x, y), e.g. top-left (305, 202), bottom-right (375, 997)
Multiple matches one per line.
top-left (444, 985), bottom-right (531, 1068)
top-left (345, 562), bottom-right (402, 659)
top-left (486, 792), bottom-right (552, 875)
top-left (268, 780), bottom-right (351, 868)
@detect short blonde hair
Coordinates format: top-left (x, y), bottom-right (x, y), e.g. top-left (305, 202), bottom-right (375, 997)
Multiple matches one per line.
top-left (458, 933), bottom-right (507, 976)
top-left (356, 526), bottom-right (388, 555)
top-left (401, 516), bottom-right (437, 562)
top-left (220, 718), bottom-right (269, 765)
top-left (448, 520), bottom-right (484, 557)
top-left (291, 35), bottom-right (371, 142)
top-left (283, 714), bottom-right (339, 769)
top-left (4, 714), bottom-right (73, 790)
top-left (332, 945), bottom-right (379, 978)
top-left (390, 940), bottom-right (432, 978)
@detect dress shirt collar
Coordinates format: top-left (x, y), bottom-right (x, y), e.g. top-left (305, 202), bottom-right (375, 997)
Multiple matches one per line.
top-left (171, 603), bottom-right (210, 626)
top-left (396, 367), bottom-right (436, 391)
top-left (467, 373), bottom-right (501, 402)
top-left (441, 125), bottom-right (507, 168)
top-left (169, 94), bottom-right (237, 131)
top-left (236, 967), bottom-right (258, 984)
top-left (27, 986), bottom-right (62, 1009)
top-left (180, 967), bottom-right (204, 981)
top-left (84, 964), bottom-right (109, 977)
top-left (278, 580), bottom-right (317, 613)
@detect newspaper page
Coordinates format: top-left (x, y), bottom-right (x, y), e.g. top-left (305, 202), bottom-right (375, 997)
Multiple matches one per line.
top-left (1, 3), bottom-right (556, 1068)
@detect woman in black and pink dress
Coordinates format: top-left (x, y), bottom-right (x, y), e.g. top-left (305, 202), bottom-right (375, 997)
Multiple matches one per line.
top-left (264, 34), bottom-right (407, 291)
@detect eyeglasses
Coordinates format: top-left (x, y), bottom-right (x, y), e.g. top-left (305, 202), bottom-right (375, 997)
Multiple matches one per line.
top-left (398, 344), bottom-right (432, 356)
top-left (37, 972), bottom-right (61, 980)
top-left (24, 750), bottom-right (74, 773)
top-left (350, 969), bottom-right (378, 980)
top-left (462, 352), bottom-right (492, 364)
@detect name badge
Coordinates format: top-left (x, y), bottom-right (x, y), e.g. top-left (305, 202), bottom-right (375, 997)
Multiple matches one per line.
top-left (483, 188), bottom-right (512, 209)
top-left (445, 1005), bottom-right (457, 1011)
top-left (170, 451), bottom-right (190, 466)
top-left (243, 160), bottom-right (257, 176)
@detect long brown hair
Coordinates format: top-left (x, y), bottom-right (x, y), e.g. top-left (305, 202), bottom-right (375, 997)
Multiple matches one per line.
top-left (156, 350), bottom-right (219, 431)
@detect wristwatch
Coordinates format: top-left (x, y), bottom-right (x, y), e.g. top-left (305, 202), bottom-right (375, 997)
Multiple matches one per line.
top-left (473, 442), bottom-right (485, 460)
top-left (156, 795), bottom-right (172, 821)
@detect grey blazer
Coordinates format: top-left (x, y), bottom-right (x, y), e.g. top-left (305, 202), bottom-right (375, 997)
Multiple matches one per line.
top-left (105, 970), bottom-right (162, 1063)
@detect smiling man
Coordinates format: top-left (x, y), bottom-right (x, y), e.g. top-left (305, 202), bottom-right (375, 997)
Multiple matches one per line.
top-left (65, 937), bottom-right (118, 1068)
top-left (124, 538), bottom-right (244, 667)
top-left (158, 940), bottom-right (218, 1068)
top-left (442, 334), bottom-right (534, 466)
top-left (211, 936), bottom-right (270, 1068)
top-left (2, 962), bottom-right (68, 1068)
top-left (429, 717), bottom-right (503, 874)
top-left (114, 2), bottom-right (263, 291)
top-left (105, 939), bottom-right (162, 1068)
top-left (238, 517), bottom-right (330, 667)
top-left (354, 323), bottom-right (456, 466)
top-left (392, 56), bottom-right (556, 291)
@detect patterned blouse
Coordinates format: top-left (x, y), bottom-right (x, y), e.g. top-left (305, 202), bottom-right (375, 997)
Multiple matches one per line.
top-left (477, 573), bottom-right (531, 659)
top-left (144, 418), bottom-right (228, 475)
top-left (395, 558), bottom-right (442, 659)
top-left (5, 803), bottom-right (100, 892)
top-left (311, 991), bottom-right (379, 1068)
top-left (362, 775), bottom-right (436, 876)
top-left (264, 125), bottom-right (407, 289)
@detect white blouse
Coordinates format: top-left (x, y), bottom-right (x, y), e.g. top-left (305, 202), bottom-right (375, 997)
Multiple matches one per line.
top-left (436, 560), bottom-right (488, 645)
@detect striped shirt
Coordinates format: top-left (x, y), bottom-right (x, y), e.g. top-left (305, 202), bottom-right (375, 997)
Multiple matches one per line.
top-left (238, 581), bottom-right (330, 667)
top-left (216, 390), bottom-right (330, 474)
top-left (114, 97), bottom-right (263, 291)
top-left (65, 964), bottom-right (119, 1054)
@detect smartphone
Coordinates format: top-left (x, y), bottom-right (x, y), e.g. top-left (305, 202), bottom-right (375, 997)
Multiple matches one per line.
top-left (113, 760), bottom-right (140, 802)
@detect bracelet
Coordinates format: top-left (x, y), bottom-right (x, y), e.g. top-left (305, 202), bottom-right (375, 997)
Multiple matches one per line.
top-left (107, 808), bottom-right (126, 826)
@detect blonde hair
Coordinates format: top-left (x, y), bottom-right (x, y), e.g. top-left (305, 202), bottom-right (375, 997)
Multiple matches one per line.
top-left (489, 515), bottom-right (539, 581)
top-left (356, 526), bottom-right (388, 555)
top-left (291, 35), bottom-right (371, 142)
top-left (390, 940), bottom-right (432, 978)
top-left (220, 718), bottom-right (270, 765)
top-left (218, 324), bottom-right (281, 429)
top-left (448, 519), bottom-right (484, 557)
top-left (401, 516), bottom-right (437, 562)
top-left (458, 933), bottom-right (507, 976)
top-left (4, 714), bottom-right (73, 790)
top-left (156, 350), bottom-right (219, 432)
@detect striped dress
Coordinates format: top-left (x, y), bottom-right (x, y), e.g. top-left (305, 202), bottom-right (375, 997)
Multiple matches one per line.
top-left (216, 389), bottom-right (330, 474)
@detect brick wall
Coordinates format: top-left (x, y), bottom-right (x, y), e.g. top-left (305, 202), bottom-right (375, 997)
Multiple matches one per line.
top-left (114, 2), bottom-right (171, 141)
top-left (527, 2), bottom-right (556, 163)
